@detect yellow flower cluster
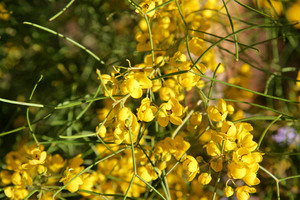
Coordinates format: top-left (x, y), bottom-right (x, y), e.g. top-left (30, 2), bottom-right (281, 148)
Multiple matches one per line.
top-left (0, 143), bottom-right (67, 199)
top-left (1, 0), bottom-right (269, 200)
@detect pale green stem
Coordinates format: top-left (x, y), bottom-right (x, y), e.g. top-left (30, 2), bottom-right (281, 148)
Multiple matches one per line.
top-left (49, 0), bottom-right (75, 21)
top-left (279, 175), bottom-right (300, 182)
top-left (256, 115), bottom-right (282, 151)
top-left (0, 98), bottom-right (44, 108)
top-left (23, 22), bottom-right (105, 64)
top-left (136, 174), bottom-right (166, 200)
top-left (222, 0), bottom-right (239, 61)
top-left (26, 75), bottom-right (43, 145)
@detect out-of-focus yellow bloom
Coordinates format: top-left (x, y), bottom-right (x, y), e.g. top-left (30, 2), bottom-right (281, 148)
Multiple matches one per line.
top-left (296, 70), bottom-right (300, 86)
top-left (210, 157), bottom-right (223, 172)
top-left (69, 154), bottom-right (84, 168)
top-left (254, 0), bottom-right (283, 16)
top-left (287, 2), bottom-right (300, 29)
top-left (47, 154), bottom-right (66, 173)
top-left (0, 3), bottom-right (10, 20)
top-left (190, 112), bottom-right (202, 126)
top-left (225, 64), bottom-right (253, 101)
top-left (0, 171), bottom-right (12, 185)
top-left (189, 37), bottom-right (206, 57)
top-left (138, 165), bottom-right (159, 182)
top-left (96, 124), bottom-right (107, 138)
top-left (4, 186), bottom-right (28, 200)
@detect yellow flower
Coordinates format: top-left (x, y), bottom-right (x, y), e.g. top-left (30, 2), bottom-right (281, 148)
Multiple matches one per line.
top-left (159, 86), bottom-right (176, 101)
top-left (223, 185), bottom-right (234, 197)
top-left (210, 157), bottom-right (223, 172)
top-left (137, 98), bottom-right (158, 122)
top-left (235, 186), bottom-right (256, 200)
top-left (120, 72), bottom-right (152, 99)
top-left (228, 161), bottom-right (246, 179)
top-left (78, 173), bottom-right (98, 197)
top-left (207, 98), bottom-right (229, 122)
top-left (0, 3), bottom-right (10, 20)
top-left (135, 32), bottom-right (158, 52)
top-left (205, 141), bottom-right (221, 156)
top-left (254, 0), bottom-right (283, 16)
top-left (114, 112), bottom-right (140, 144)
top-left (189, 37), bottom-right (206, 57)
top-left (182, 155), bottom-right (198, 173)
top-left (99, 73), bottom-right (118, 97)
top-left (243, 171), bottom-right (260, 186)
top-left (178, 71), bottom-right (200, 91)
top-left (197, 172), bottom-right (212, 185)
top-left (296, 70), bottom-right (300, 87)
top-left (190, 112), bottom-right (202, 125)
top-left (137, 165), bottom-right (159, 182)
top-left (170, 51), bottom-right (189, 68)
top-left (118, 107), bottom-right (132, 122)
top-left (152, 79), bottom-right (162, 92)
top-left (182, 155), bottom-right (199, 181)
top-left (165, 135), bottom-right (190, 160)
top-left (47, 154), bottom-right (66, 173)
top-left (96, 124), bottom-right (107, 138)
top-left (136, 0), bottom-right (156, 17)
top-left (28, 148), bottom-right (47, 166)
top-left (69, 154), bottom-right (84, 168)
top-left (0, 171), bottom-right (12, 185)
top-left (287, 2), bottom-right (300, 29)
top-left (11, 171), bottom-right (32, 186)
top-left (4, 186), bottom-right (28, 200)
top-left (5, 151), bottom-right (23, 171)
top-left (157, 97), bottom-right (184, 127)
top-left (60, 167), bottom-right (84, 193)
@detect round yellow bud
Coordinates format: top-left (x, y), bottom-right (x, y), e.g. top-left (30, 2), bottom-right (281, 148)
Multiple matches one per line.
top-left (223, 186), bottom-right (234, 197)
top-left (198, 172), bottom-right (212, 185)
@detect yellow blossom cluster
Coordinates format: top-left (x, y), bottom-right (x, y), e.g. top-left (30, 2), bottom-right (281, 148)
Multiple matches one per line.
top-left (0, 0), bottom-right (271, 200)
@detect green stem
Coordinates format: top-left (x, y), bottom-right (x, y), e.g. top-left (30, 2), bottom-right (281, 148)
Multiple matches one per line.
top-left (23, 22), bottom-right (105, 64)
top-left (221, 0), bottom-right (239, 61)
top-left (26, 75), bottom-right (43, 145)
top-left (256, 115), bottom-right (282, 151)
top-left (49, 0), bottom-right (76, 21)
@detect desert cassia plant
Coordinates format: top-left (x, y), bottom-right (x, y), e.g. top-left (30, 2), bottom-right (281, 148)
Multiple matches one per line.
top-left (0, 0), bottom-right (300, 200)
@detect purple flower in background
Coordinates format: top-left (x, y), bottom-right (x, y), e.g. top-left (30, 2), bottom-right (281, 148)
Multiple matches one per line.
top-left (272, 127), bottom-right (299, 145)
